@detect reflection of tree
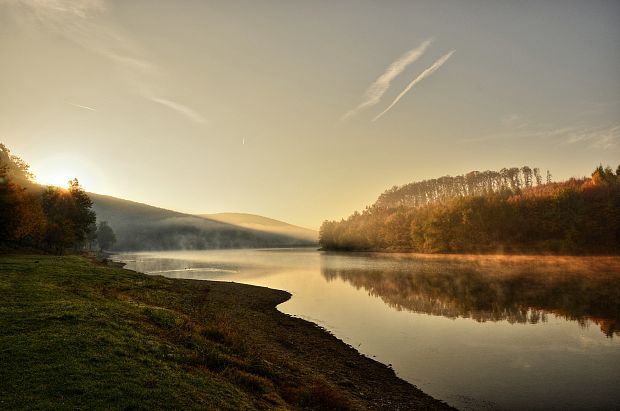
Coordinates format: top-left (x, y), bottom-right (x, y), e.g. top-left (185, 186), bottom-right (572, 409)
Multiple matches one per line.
top-left (321, 254), bottom-right (620, 337)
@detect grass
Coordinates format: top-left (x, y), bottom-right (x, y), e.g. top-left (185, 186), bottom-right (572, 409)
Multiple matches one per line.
top-left (0, 255), bottom-right (296, 410)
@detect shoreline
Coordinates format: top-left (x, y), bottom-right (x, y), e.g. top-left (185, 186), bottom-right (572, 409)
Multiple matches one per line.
top-left (319, 247), bottom-right (620, 257)
top-left (112, 257), bottom-right (454, 410)
top-left (196, 279), bottom-right (453, 410)
top-left (319, 249), bottom-right (620, 263)
top-left (2, 254), bottom-right (453, 410)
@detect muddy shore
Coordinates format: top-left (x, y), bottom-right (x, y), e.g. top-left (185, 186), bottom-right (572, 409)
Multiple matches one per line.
top-left (171, 277), bottom-right (453, 410)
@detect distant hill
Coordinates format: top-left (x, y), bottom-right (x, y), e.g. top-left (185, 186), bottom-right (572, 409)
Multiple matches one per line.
top-left (89, 194), bottom-right (317, 251)
top-left (201, 213), bottom-right (318, 243)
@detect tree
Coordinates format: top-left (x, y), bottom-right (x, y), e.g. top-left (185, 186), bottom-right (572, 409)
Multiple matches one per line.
top-left (96, 221), bottom-right (116, 251)
top-left (12, 189), bottom-right (46, 244)
top-left (41, 179), bottom-right (96, 254)
top-left (67, 179), bottom-right (96, 245)
top-left (0, 144), bottom-right (36, 246)
top-left (0, 176), bottom-right (19, 243)
top-left (41, 186), bottom-right (77, 254)
top-left (85, 222), bottom-right (98, 251)
top-left (521, 166), bottom-right (533, 188)
top-left (1, 144), bottom-right (46, 249)
top-left (533, 168), bottom-right (542, 186)
top-left (0, 143), bottom-right (34, 185)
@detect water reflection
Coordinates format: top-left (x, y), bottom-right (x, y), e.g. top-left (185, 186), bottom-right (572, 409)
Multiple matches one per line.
top-left (321, 253), bottom-right (620, 337)
top-left (115, 250), bottom-right (620, 410)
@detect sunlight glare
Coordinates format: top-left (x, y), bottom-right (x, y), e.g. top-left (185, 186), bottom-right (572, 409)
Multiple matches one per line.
top-left (29, 151), bottom-right (108, 192)
top-left (37, 170), bottom-right (76, 188)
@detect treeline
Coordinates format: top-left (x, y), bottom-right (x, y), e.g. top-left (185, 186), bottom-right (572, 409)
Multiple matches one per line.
top-left (376, 166), bottom-right (549, 209)
top-left (0, 144), bottom-right (114, 254)
top-left (320, 165), bottom-right (620, 254)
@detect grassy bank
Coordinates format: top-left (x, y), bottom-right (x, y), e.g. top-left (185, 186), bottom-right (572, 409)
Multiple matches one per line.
top-left (0, 255), bottom-right (451, 410)
top-left (0, 255), bottom-right (280, 409)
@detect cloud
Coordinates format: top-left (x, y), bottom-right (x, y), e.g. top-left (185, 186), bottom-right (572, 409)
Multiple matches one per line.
top-left (149, 97), bottom-right (207, 124)
top-left (461, 122), bottom-right (620, 150)
top-left (1, 0), bottom-right (105, 20)
top-left (373, 50), bottom-right (455, 122)
top-left (565, 125), bottom-right (620, 149)
top-left (340, 38), bottom-right (433, 122)
top-left (3, 0), bottom-right (206, 124)
top-left (501, 114), bottom-right (524, 128)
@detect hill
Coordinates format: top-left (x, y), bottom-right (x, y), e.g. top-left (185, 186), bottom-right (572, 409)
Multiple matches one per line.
top-left (201, 212), bottom-right (318, 243)
top-left (1, 143), bottom-right (317, 252)
top-left (90, 194), bottom-right (317, 251)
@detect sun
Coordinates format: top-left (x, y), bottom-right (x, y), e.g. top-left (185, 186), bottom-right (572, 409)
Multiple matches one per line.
top-left (32, 154), bottom-right (107, 192)
top-left (37, 170), bottom-right (77, 188)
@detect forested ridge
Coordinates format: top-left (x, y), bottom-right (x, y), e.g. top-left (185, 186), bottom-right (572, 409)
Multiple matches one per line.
top-left (320, 165), bottom-right (620, 254)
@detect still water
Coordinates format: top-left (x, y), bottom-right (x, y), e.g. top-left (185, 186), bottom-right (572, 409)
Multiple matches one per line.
top-left (113, 249), bottom-right (620, 410)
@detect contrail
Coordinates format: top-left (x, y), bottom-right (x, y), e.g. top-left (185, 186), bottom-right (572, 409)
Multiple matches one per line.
top-left (150, 97), bottom-right (206, 124)
top-left (69, 102), bottom-right (97, 111)
top-left (373, 50), bottom-right (455, 122)
top-left (340, 38), bottom-right (433, 122)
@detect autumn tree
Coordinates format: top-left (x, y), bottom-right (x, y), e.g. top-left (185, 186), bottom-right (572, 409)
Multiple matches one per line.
top-left (0, 144), bottom-right (43, 247)
top-left (12, 189), bottom-right (47, 244)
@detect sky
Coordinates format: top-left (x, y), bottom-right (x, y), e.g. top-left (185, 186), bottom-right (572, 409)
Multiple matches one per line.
top-left (1, 0), bottom-right (619, 229)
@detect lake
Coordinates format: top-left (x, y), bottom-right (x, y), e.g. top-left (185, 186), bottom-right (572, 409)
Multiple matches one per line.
top-left (113, 249), bottom-right (620, 410)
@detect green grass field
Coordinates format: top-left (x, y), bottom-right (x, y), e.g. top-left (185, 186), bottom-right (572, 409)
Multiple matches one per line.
top-left (0, 255), bottom-right (293, 410)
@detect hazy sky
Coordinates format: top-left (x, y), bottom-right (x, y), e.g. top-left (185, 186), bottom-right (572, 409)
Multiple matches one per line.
top-left (1, 0), bottom-right (619, 229)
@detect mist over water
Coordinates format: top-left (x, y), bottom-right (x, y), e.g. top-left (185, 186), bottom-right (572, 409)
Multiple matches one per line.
top-left (114, 249), bottom-right (620, 411)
